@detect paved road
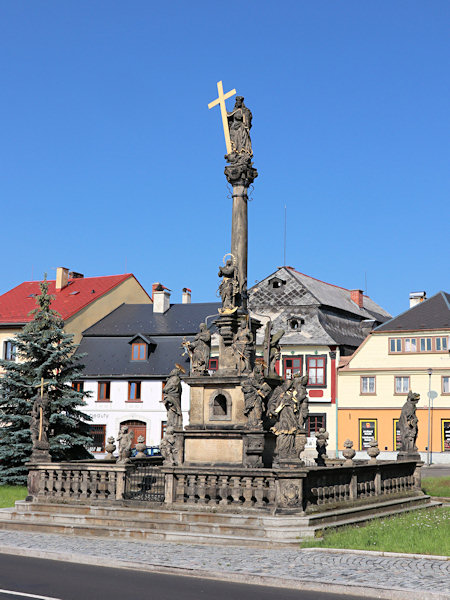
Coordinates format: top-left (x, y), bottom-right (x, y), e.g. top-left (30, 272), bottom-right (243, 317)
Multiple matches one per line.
top-left (0, 529), bottom-right (448, 599)
top-left (0, 554), bottom-right (376, 600)
top-left (422, 465), bottom-right (450, 478)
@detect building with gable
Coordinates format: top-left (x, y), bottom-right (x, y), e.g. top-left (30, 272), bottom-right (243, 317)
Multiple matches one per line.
top-left (75, 285), bottom-right (220, 454)
top-left (0, 267), bottom-right (152, 363)
top-left (338, 291), bottom-right (450, 462)
top-left (214, 266), bottom-right (391, 456)
top-left (75, 268), bottom-right (391, 457)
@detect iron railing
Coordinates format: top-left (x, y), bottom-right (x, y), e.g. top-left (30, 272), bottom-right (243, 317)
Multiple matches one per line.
top-left (124, 465), bottom-right (165, 502)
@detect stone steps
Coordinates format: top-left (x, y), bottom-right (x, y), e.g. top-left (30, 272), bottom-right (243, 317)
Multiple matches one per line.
top-left (0, 495), bottom-right (438, 548)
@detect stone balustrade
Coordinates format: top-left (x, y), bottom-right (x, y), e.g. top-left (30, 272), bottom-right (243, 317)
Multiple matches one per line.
top-left (27, 462), bottom-right (132, 502)
top-left (27, 460), bottom-right (422, 513)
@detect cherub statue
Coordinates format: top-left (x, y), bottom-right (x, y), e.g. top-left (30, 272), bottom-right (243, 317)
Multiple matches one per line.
top-left (117, 425), bottom-right (134, 464)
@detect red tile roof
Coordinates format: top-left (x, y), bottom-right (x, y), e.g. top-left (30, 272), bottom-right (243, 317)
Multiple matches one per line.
top-left (0, 274), bottom-right (135, 324)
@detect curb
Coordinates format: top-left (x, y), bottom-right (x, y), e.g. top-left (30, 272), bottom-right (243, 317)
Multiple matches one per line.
top-left (303, 547), bottom-right (450, 561)
top-left (0, 545), bottom-right (448, 600)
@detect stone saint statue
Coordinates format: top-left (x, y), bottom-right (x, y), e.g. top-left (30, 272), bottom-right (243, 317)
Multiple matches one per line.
top-left (183, 323), bottom-right (211, 375)
top-left (241, 364), bottom-right (271, 429)
top-left (117, 425), bottom-right (134, 464)
top-left (398, 391), bottom-right (420, 457)
top-left (263, 322), bottom-right (284, 377)
top-left (227, 96), bottom-right (253, 156)
top-left (267, 379), bottom-right (299, 460)
top-left (292, 373), bottom-right (309, 429)
top-left (233, 319), bottom-right (254, 374)
top-left (160, 426), bottom-right (180, 466)
top-left (163, 366), bottom-right (183, 428)
top-left (30, 391), bottom-right (51, 452)
top-left (218, 258), bottom-right (239, 312)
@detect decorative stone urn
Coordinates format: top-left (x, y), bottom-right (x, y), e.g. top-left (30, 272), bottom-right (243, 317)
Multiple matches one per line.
top-left (343, 439), bottom-right (356, 466)
top-left (104, 436), bottom-right (116, 461)
top-left (135, 435), bottom-right (147, 458)
top-left (367, 440), bottom-right (380, 464)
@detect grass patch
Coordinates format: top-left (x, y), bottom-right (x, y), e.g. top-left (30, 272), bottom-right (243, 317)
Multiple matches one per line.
top-left (422, 477), bottom-right (450, 498)
top-left (0, 485), bottom-right (28, 508)
top-left (300, 507), bottom-right (450, 556)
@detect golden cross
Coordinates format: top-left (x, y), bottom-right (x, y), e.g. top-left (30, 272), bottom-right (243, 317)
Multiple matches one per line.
top-left (208, 81), bottom-right (236, 155)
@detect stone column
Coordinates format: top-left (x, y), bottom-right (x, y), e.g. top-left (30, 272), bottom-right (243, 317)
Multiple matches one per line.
top-left (225, 155), bottom-right (258, 304)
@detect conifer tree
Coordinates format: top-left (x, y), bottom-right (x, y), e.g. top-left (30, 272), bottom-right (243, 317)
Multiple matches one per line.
top-left (0, 278), bottom-right (92, 485)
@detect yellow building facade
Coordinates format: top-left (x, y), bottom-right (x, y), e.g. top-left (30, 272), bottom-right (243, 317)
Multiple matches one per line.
top-left (338, 292), bottom-right (450, 462)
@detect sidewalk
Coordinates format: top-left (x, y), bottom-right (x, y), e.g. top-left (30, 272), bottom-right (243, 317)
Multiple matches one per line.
top-left (0, 529), bottom-right (448, 599)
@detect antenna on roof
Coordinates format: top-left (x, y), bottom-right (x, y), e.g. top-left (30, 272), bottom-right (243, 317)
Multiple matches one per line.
top-left (283, 205), bottom-right (287, 266)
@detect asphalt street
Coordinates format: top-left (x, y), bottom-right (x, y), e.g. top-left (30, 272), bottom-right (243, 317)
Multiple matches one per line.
top-left (0, 554), bottom-right (379, 600)
top-left (422, 465), bottom-right (450, 478)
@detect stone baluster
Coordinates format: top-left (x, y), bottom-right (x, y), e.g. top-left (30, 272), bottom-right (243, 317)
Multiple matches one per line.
top-left (53, 470), bottom-right (62, 496)
top-left (175, 474), bottom-right (186, 502)
top-left (242, 477), bottom-right (253, 505)
top-left (80, 470), bottom-right (89, 499)
top-left (187, 475), bottom-right (197, 502)
top-left (39, 470), bottom-right (47, 496)
top-left (207, 475), bottom-right (218, 504)
top-left (99, 471), bottom-right (108, 499)
top-left (267, 478), bottom-right (276, 506)
top-left (70, 470), bottom-right (79, 498)
top-left (230, 477), bottom-right (242, 504)
top-left (107, 471), bottom-right (116, 498)
top-left (218, 476), bottom-right (229, 506)
top-left (254, 477), bottom-right (265, 507)
top-left (197, 475), bottom-right (207, 504)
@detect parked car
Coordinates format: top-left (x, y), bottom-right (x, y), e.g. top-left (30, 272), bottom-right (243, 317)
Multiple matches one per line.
top-left (131, 445), bottom-right (161, 457)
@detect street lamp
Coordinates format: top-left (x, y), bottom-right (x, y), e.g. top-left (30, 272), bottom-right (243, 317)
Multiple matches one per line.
top-left (427, 368), bottom-right (433, 466)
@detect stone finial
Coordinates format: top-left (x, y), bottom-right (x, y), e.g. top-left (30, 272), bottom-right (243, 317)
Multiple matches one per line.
top-left (105, 436), bottom-right (116, 461)
top-left (367, 440), bottom-right (380, 464)
top-left (343, 439), bottom-right (356, 466)
top-left (135, 435), bottom-right (147, 458)
top-left (315, 427), bottom-right (329, 467)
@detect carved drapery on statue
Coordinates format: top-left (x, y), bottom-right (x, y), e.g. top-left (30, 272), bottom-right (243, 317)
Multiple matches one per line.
top-left (398, 391), bottom-right (420, 458)
top-left (233, 318), bottom-right (254, 374)
top-left (241, 364), bottom-right (271, 429)
top-left (160, 426), bottom-right (182, 466)
top-left (117, 425), bottom-right (134, 464)
top-left (292, 373), bottom-right (309, 429)
top-left (227, 96), bottom-right (253, 156)
top-left (163, 366), bottom-right (183, 428)
top-left (183, 323), bottom-right (211, 376)
top-left (267, 379), bottom-right (299, 460)
top-left (218, 257), bottom-right (240, 313)
top-left (263, 322), bottom-right (284, 378)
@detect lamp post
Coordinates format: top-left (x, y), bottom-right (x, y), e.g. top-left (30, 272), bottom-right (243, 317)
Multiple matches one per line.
top-left (427, 368), bottom-right (433, 466)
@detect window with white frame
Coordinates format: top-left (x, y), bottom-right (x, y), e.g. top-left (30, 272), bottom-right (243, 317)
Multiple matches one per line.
top-left (443, 376), bottom-right (450, 394)
top-left (361, 376), bottom-right (376, 394)
top-left (436, 337), bottom-right (448, 352)
top-left (420, 337), bottom-right (432, 352)
top-left (395, 376), bottom-right (410, 394)
top-left (390, 338), bottom-right (402, 353)
top-left (404, 338), bottom-right (417, 352)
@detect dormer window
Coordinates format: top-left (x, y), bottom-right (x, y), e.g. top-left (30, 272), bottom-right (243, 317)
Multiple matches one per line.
top-left (289, 317), bottom-right (304, 331)
top-left (268, 276), bottom-right (286, 290)
top-left (131, 343), bottom-right (147, 361)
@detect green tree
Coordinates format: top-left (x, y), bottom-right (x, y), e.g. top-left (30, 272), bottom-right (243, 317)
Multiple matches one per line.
top-left (0, 278), bottom-right (92, 485)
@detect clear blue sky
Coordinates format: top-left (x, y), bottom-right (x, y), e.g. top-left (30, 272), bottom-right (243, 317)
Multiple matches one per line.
top-left (1, 1), bottom-right (449, 317)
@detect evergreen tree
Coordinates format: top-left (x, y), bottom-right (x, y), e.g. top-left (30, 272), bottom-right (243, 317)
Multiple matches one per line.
top-left (0, 278), bottom-right (92, 484)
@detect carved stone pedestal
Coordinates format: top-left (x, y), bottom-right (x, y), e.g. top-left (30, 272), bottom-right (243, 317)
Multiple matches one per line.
top-left (397, 451), bottom-right (421, 462)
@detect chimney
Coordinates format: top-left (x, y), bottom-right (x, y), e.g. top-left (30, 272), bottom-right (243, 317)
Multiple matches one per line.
top-left (409, 291), bottom-right (426, 308)
top-left (56, 267), bottom-right (69, 291)
top-left (350, 289), bottom-right (364, 308)
top-left (182, 287), bottom-right (192, 304)
top-left (152, 283), bottom-right (171, 313)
